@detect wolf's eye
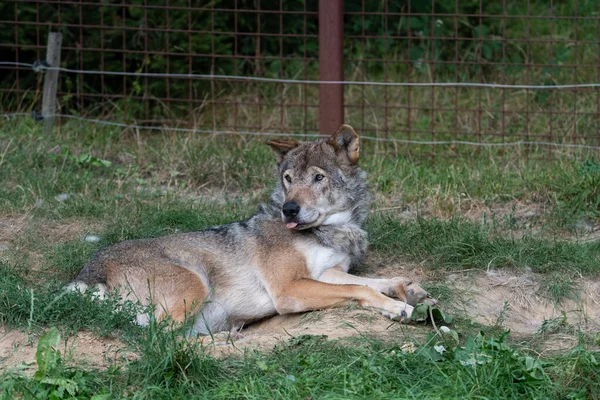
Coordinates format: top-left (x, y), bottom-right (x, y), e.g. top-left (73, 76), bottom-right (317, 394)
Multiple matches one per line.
top-left (284, 175), bottom-right (292, 183)
top-left (315, 174), bottom-right (324, 182)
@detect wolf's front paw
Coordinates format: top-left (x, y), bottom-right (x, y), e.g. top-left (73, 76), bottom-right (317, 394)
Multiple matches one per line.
top-left (388, 278), bottom-right (437, 307)
top-left (380, 300), bottom-right (414, 323)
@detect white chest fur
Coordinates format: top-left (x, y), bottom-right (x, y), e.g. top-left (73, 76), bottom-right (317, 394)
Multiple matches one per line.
top-left (295, 241), bottom-right (351, 279)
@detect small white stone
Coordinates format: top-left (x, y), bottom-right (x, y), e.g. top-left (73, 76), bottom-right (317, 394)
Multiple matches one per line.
top-left (84, 235), bottom-right (100, 243)
top-left (55, 193), bottom-right (69, 202)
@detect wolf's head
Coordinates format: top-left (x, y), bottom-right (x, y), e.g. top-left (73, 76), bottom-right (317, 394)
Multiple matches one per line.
top-left (266, 124), bottom-right (370, 230)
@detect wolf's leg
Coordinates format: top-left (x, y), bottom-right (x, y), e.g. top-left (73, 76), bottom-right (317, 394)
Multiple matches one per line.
top-left (107, 262), bottom-right (209, 324)
top-left (150, 266), bottom-right (208, 323)
top-left (272, 279), bottom-right (413, 321)
top-left (318, 268), bottom-right (436, 306)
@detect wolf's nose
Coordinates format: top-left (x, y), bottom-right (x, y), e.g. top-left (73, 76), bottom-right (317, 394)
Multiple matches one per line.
top-left (282, 201), bottom-right (300, 218)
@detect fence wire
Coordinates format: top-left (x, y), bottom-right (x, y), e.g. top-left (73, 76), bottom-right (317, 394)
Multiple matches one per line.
top-left (4, 112), bottom-right (600, 151)
top-left (3, 62), bottom-right (600, 90)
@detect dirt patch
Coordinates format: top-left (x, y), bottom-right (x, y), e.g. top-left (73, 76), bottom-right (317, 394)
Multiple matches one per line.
top-left (0, 328), bottom-right (133, 374)
top-left (371, 194), bottom-right (544, 221)
top-left (199, 308), bottom-right (426, 356)
top-left (373, 196), bottom-right (600, 241)
top-left (0, 215), bottom-right (31, 243)
top-left (37, 220), bottom-right (102, 244)
top-left (136, 184), bottom-right (265, 206)
top-left (0, 216), bottom-right (32, 265)
top-left (0, 215), bottom-right (104, 275)
top-left (0, 215), bottom-right (104, 246)
top-left (447, 270), bottom-right (600, 338)
top-left (0, 214), bottom-right (104, 264)
top-left (371, 197), bottom-right (550, 231)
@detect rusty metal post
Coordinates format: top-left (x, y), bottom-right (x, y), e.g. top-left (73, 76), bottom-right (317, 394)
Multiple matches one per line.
top-left (319, 0), bottom-right (344, 135)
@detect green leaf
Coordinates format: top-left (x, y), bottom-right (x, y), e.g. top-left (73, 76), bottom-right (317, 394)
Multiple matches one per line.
top-left (523, 356), bottom-right (546, 380)
top-left (256, 360), bottom-right (269, 371)
top-left (34, 327), bottom-right (62, 380)
top-left (421, 346), bottom-right (445, 361)
top-left (430, 307), bottom-right (453, 324)
top-left (411, 303), bottom-right (430, 322)
top-left (41, 377), bottom-right (79, 396)
top-left (411, 304), bottom-right (453, 324)
top-left (442, 327), bottom-right (460, 344)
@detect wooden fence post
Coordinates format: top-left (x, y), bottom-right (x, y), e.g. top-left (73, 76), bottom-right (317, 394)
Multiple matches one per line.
top-left (318, 0), bottom-right (344, 135)
top-left (42, 32), bottom-right (62, 133)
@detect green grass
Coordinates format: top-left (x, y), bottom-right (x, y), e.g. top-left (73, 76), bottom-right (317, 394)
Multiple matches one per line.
top-left (0, 264), bottom-right (142, 336)
top-left (2, 324), bottom-right (599, 399)
top-left (1, 118), bottom-right (598, 226)
top-left (1, 119), bottom-right (599, 399)
top-left (368, 216), bottom-right (600, 275)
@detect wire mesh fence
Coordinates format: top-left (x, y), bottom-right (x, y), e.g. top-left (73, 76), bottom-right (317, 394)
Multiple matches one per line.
top-left (341, 0), bottom-right (600, 156)
top-left (1, 0), bottom-right (321, 135)
top-left (1, 0), bottom-right (599, 156)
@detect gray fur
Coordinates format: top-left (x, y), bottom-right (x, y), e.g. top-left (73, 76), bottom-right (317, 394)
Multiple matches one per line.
top-left (260, 139), bottom-right (370, 266)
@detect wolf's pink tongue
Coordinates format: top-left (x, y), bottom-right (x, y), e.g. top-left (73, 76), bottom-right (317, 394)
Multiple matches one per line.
top-left (286, 222), bottom-right (298, 229)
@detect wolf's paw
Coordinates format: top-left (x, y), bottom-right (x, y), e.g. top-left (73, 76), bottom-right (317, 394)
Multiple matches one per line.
top-left (387, 278), bottom-right (437, 307)
top-left (380, 301), bottom-right (414, 323)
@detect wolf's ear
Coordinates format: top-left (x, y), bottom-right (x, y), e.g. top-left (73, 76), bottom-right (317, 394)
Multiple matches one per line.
top-left (266, 139), bottom-right (300, 163)
top-left (328, 124), bottom-right (360, 164)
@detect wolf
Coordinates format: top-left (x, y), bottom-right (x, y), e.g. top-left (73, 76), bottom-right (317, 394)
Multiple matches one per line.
top-left (68, 124), bottom-right (436, 335)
